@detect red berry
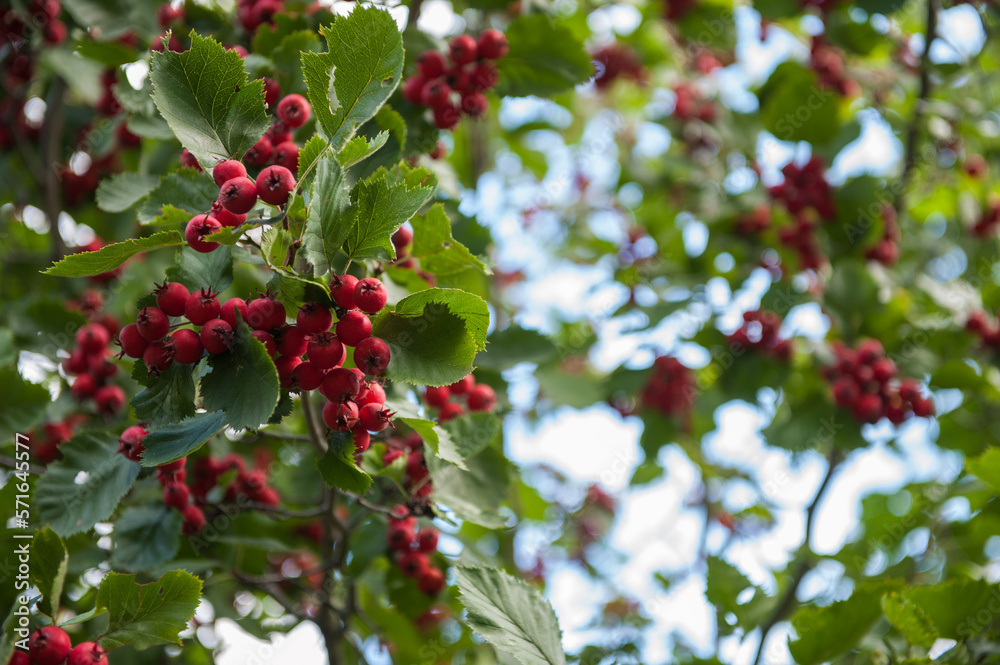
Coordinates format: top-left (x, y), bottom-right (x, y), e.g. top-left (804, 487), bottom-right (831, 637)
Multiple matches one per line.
top-left (275, 325), bottom-right (309, 357)
top-left (469, 61), bottom-right (499, 91)
top-left (211, 201), bottom-right (246, 228)
top-left (354, 337), bottom-right (390, 375)
top-left (898, 378), bottom-right (922, 402)
top-left (322, 367), bottom-right (362, 403)
top-left (119, 425), bottom-right (147, 461)
top-left (273, 141), bottom-right (300, 172)
top-left (438, 402), bottom-right (464, 422)
top-left (832, 377), bottom-right (859, 408)
top-left (182, 504), bottom-right (205, 535)
top-left (76, 322), bottom-right (110, 353)
top-left (71, 373), bottom-right (97, 400)
top-left (477, 29), bottom-right (509, 59)
top-left (449, 375), bottom-right (474, 394)
top-left (144, 340), bottom-right (174, 375)
top-left (292, 361), bottom-right (324, 391)
top-left (357, 381), bottom-right (386, 408)
top-left (433, 103), bottom-right (461, 130)
top-left (330, 274), bottom-right (360, 309)
top-left (856, 338), bottom-right (884, 364)
top-left (117, 323), bottom-right (150, 359)
top-left (247, 295), bottom-right (287, 330)
top-left (336, 310), bottom-right (372, 346)
top-left (911, 395), bottom-right (935, 417)
top-left (63, 349), bottom-right (88, 375)
top-left (424, 386), bottom-right (450, 407)
top-left (323, 400), bottom-right (359, 430)
top-left (155, 281), bottom-right (191, 317)
top-left (392, 226), bottom-right (413, 255)
top-left (417, 50), bottom-right (448, 78)
top-left (201, 319), bottom-right (234, 354)
top-left (243, 135), bottom-right (272, 166)
top-left (852, 393), bottom-right (883, 424)
top-left (871, 357), bottom-right (897, 383)
top-left (180, 148), bottom-right (201, 170)
top-left (399, 551), bottom-right (430, 578)
top-left (266, 120), bottom-right (292, 145)
top-left (275, 355), bottom-right (302, 386)
top-left (359, 403), bottom-right (393, 432)
top-left (416, 528), bottom-right (438, 552)
top-left (277, 94), bottom-right (312, 128)
top-left (406, 451), bottom-right (428, 481)
top-left (220, 297), bottom-right (249, 328)
top-left (95, 385), bottom-right (127, 416)
top-left (354, 278), bottom-right (388, 314)
top-left (67, 642), bottom-right (108, 665)
top-left (163, 482), bottom-right (191, 509)
top-left (137, 306), bottom-right (170, 341)
top-left (29, 626), bottom-right (72, 665)
top-left (417, 566), bottom-right (446, 595)
top-left (253, 330), bottom-right (277, 357)
top-left (421, 79), bottom-right (452, 108)
top-left (262, 77), bottom-right (281, 107)
top-left (10, 649), bottom-right (29, 665)
top-left (168, 329), bottom-right (202, 365)
top-left (256, 165), bottom-right (296, 205)
top-left (219, 176), bottom-right (258, 214)
top-left (387, 521), bottom-right (415, 551)
top-left (297, 302), bottom-right (333, 334)
top-left (212, 159), bottom-right (247, 187)
top-left (352, 426), bottom-right (371, 454)
top-left (185, 288), bottom-right (222, 326)
top-left (467, 384), bottom-right (496, 411)
top-left (449, 34), bottom-right (478, 65)
top-left (307, 332), bottom-right (346, 369)
top-left (460, 91), bottom-right (488, 118)
top-left (185, 214), bottom-right (222, 253)
top-left (403, 75), bottom-right (428, 105)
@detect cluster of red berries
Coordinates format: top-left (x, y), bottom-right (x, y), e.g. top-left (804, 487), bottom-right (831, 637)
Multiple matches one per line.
top-left (591, 43), bottom-right (645, 90)
top-left (26, 418), bottom-right (80, 465)
top-left (1, 0), bottom-right (67, 48)
top-left (236, 0), bottom-right (294, 32)
top-left (243, 92), bottom-right (310, 171)
top-left (386, 506), bottom-right (446, 596)
top-left (727, 309), bottom-right (793, 361)
top-left (964, 309), bottom-right (1000, 348)
top-left (154, 457), bottom-right (210, 536)
top-left (777, 212), bottom-right (823, 271)
top-left (62, 320), bottom-right (126, 417)
top-left (673, 82), bottom-right (717, 124)
top-left (17, 625), bottom-right (106, 665)
top-left (864, 202), bottom-right (900, 265)
top-left (422, 373), bottom-right (497, 422)
top-left (735, 204), bottom-right (772, 236)
top-left (823, 339), bottom-right (934, 424)
top-left (402, 30), bottom-right (508, 130)
top-left (769, 157), bottom-right (835, 219)
top-left (640, 356), bottom-right (696, 417)
top-left (971, 198), bottom-right (1000, 237)
top-left (383, 433), bottom-right (433, 500)
top-left (810, 39), bottom-right (859, 97)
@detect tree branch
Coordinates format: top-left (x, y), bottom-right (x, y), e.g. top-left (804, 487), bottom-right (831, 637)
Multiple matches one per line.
top-left (301, 393), bottom-right (328, 454)
top-left (896, 0), bottom-right (938, 215)
top-left (42, 79), bottom-right (67, 263)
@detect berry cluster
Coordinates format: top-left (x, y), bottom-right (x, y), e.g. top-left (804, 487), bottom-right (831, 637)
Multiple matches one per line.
top-left (591, 44), bottom-right (645, 90)
top-left (243, 93), bottom-right (310, 171)
top-left (965, 309), bottom-right (1000, 347)
top-left (423, 373), bottom-right (498, 422)
top-left (402, 30), bottom-right (508, 130)
top-left (640, 356), bottom-right (696, 416)
top-left (769, 157), bottom-right (835, 219)
top-left (727, 310), bottom-right (793, 361)
top-left (971, 198), bottom-right (1000, 237)
top-left (62, 320), bottom-right (126, 417)
top-left (1, 0), bottom-right (67, 48)
top-left (383, 433), bottom-right (434, 499)
top-left (26, 419), bottom-right (78, 465)
top-left (777, 212), bottom-right (823, 271)
top-left (823, 339), bottom-right (934, 424)
top-left (673, 82), bottom-right (717, 123)
top-left (153, 457), bottom-right (210, 536)
top-left (735, 205), bottom-right (771, 236)
top-left (20, 625), bottom-right (106, 665)
top-left (810, 39), bottom-right (859, 97)
top-left (864, 203), bottom-right (900, 265)
top-left (386, 506), bottom-right (446, 596)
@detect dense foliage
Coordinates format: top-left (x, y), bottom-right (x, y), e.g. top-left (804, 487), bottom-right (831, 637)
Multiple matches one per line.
top-left (1, 0), bottom-right (999, 663)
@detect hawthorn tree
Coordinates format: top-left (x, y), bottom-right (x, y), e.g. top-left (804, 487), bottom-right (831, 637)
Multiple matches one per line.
top-left (1, 0), bottom-right (999, 662)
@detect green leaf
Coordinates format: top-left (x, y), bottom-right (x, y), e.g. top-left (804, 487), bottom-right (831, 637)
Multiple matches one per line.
top-left (371, 288), bottom-right (489, 386)
top-left (495, 15), bottom-right (594, 98)
top-left (140, 411), bottom-right (228, 467)
top-left (758, 61), bottom-right (841, 145)
top-left (410, 204), bottom-right (488, 278)
top-left (342, 165), bottom-right (436, 262)
top-left (303, 156), bottom-right (352, 275)
top-left (43, 231), bottom-right (185, 277)
top-left (201, 320), bottom-right (280, 430)
top-left (110, 507), bottom-right (183, 573)
top-left (899, 579), bottom-right (996, 640)
top-left (30, 526), bottom-right (68, 618)
top-left (138, 170), bottom-right (220, 225)
top-left (300, 5), bottom-right (404, 148)
top-left (36, 431), bottom-right (141, 537)
top-left (95, 173), bottom-right (160, 213)
top-left (338, 131), bottom-right (389, 168)
top-left (297, 135), bottom-right (329, 181)
top-left (261, 227), bottom-right (294, 269)
top-left (455, 565), bottom-right (567, 665)
top-left (384, 398), bottom-right (464, 467)
top-left (130, 364), bottom-right (197, 427)
top-left (426, 445), bottom-right (508, 528)
top-left (882, 592), bottom-right (937, 647)
top-left (271, 30), bottom-right (322, 95)
top-left (317, 430), bottom-right (373, 494)
top-left (150, 31), bottom-right (270, 166)
top-left (0, 368), bottom-right (50, 440)
top-left (477, 326), bottom-right (557, 371)
top-left (966, 447), bottom-right (1000, 492)
top-left (166, 245), bottom-right (234, 292)
top-left (788, 580), bottom-right (892, 665)
top-left (437, 412), bottom-right (502, 465)
top-left (96, 570), bottom-right (202, 651)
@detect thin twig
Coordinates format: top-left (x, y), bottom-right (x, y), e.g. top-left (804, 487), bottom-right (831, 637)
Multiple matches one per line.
top-left (896, 0), bottom-right (938, 215)
top-left (301, 393), bottom-right (328, 454)
top-left (0, 454), bottom-right (45, 476)
top-left (42, 79), bottom-right (67, 263)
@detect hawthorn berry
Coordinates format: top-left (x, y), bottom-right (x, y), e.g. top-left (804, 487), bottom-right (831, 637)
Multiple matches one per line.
top-left (391, 226), bottom-right (413, 256)
top-left (330, 274), bottom-right (360, 310)
top-left (185, 288), bottom-right (222, 326)
top-left (417, 50), bottom-right (448, 78)
top-left (449, 375), bottom-right (474, 394)
top-left (359, 403), bottom-right (393, 432)
top-left (136, 306), bottom-right (170, 341)
top-left (297, 302), bottom-right (333, 334)
top-left (247, 294), bottom-right (286, 330)
top-left (387, 520), bottom-right (415, 551)
top-left (470, 61), bottom-right (499, 91)
top-left (119, 424), bottom-right (147, 461)
top-left (163, 482), bottom-right (191, 509)
top-left (912, 396), bottom-right (935, 417)
top-left (449, 34), bottom-right (478, 64)
top-left (400, 551), bottom-right (430, 578)
top-left (201, 319), bottom-right (234, 354)
top-left (262, 77), bottom-right (281, 107)
top-left (253, 330), bottom-right (277, 357)
top-left (467, 384), bottom-right (497, 412)
top-left (354, 278), bottom-right (388, 314)
top-left (277, 94), bottom-right (312, 128)
top-left (357, 381), bottom-right (386, 408)
top-left (307, 332), bottom-right (345, 369)
top-left (853, 393), bottom-right (883, 424)
top-left (154, 281), bottom-right (190, 317)
top-left (352, 425), bottom-right (371, 453)
top-left (182, 504), bottom-right (206, 535)
top-left (211, 201), bottom-right (246, 228)
top-left (95, 385), bottom-right (126, 416)
top-left (424, 386), bottom-right (450, 408)
top-left (403, 75), bottom-right (428, 105)
top-left (433, 103), bottom-right (461, 130)
top-left (275, 356), bottom-right (302, 387)
top-left (144, 340), bottom-right (174, 375)
top-left (461, 91), bottom-right (488, 117)
top-left (416, 529), bottom-right (439, 552)
top-left (323, 367), bottom-right (362, 403)
top-left (29, 626), bottom-right (71, 665)
top-left (267, 121), bottom-right (292, 145)
top-left (76, 322), bottom-right (110, 352)
top-left (220, 297), bottom-right (249, 328)
top-left (256, 165), bottom-right (295, 206)
top-left (180, 148), bottom-right (201, 170)
top-left (273, 141), bottom-right (300, 172)
top-left (185, 214), bottom-right (222, 253)
top-left (406, 451), bottom-right (428, 481)
top-left (67, 642), bottom-right (108, 665)
top-left (71, 373), bottom-right (97, 400)
top-left (323, 400), bottom-right (359, 431)
top-left (212, 159), bottom-right (247, 187)
top-left (417, 566), bottom-right (446, 596)
top-left (438, 402), bottom-right (465, 422)
top-left (243, 135), bottom-right (272, 166)
top-left (421, 80), bottom-right (451, 108)
top-left (63, 349), bottom-right (89, 375)
top-left (219, 176), bottom-right (258, 214)
top-left (275, 325), bottom-right (309, 357)
top-left (10, 649), bottom-right (29, 665)
top-left (336, 310), bottom-right (372, 346)
top-left (478, 29), bottom-right (509, 60)
top-left (292, 361), bottom-right (324, 391)
top-left (354, 337), bottom-right (390, 375)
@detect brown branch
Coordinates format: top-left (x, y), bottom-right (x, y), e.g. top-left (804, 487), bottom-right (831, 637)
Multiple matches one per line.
top-left (41, 79), bottom-right (67, 263)
top-left (0, 454), bottom-right (45, 476)
top-left (407, 0), bottom-right (424, 29)
top-left (301, 393), bottom-right (328, 454)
